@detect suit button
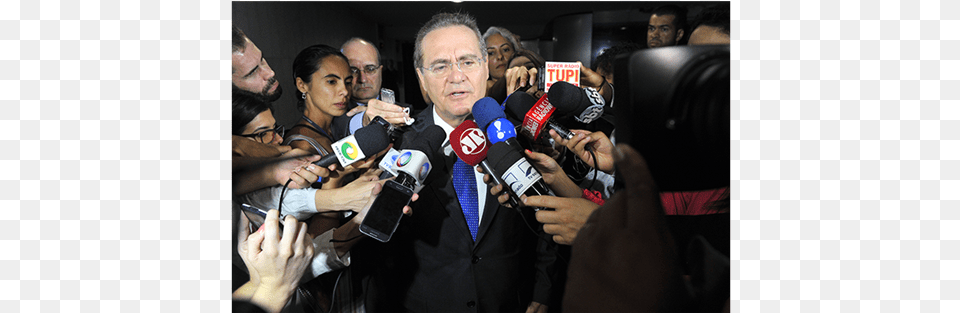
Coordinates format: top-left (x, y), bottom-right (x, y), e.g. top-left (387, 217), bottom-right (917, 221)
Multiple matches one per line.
top-left (467, 301), bottom-right (476, 307)
top-left (471, 256), bottom-right (480, 264)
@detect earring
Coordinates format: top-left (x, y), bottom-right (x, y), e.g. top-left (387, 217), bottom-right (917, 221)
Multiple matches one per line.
top-left (301, 93), bottom-right (306, 100)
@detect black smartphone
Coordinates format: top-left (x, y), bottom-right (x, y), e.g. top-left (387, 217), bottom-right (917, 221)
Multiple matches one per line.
top-left (239, 203), bottom-right (283, 233)
top-left (359, 180), bottom-right (413, 242)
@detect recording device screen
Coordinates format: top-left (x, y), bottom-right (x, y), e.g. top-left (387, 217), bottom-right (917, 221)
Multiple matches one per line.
top-left (239, 203), bottom-right (283, 233)
top-left (359, 180), bottom-right (413, 242)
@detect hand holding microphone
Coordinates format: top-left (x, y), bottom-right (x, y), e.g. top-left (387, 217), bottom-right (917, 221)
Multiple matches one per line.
top-left (548, 129), bottom-right (615, 174)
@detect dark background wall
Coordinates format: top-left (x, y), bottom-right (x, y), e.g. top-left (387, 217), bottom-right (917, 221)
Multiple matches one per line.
top-left (232, 1), bottom-right (726, 128)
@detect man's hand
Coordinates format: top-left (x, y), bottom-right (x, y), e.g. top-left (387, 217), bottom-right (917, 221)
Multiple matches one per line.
top-left (346, 105), bottom-right (367, 117)
top-left (505, 66), bottom-right (538, 95)
top-left (237, 213), bottom-right (260, 286)
top-left (363, 99), bottom-right (411, 127)
top-left (549, 129), bottom-right (614, 174)
top-left (525, 301), bottom-right (548, 313)
top-left (246, 210), bottom-right (315, 313)
top-left (526, 195), bottom-right (600, 245)
top-left (324, 145), bottom-right (391, 183)
top-left (578, 61), bottom-right (605, 89)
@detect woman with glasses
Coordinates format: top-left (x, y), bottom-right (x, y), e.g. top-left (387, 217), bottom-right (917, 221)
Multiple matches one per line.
top-left (232, 92), bottom-right (394, 287)
top-left (233, 94), bottom-right (285, 145)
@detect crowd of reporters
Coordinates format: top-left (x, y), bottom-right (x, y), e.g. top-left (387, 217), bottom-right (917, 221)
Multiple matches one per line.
top-left (232, 3), bottom-right (730, 313)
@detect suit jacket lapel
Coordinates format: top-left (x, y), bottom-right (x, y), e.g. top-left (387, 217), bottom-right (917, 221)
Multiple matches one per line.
top-left (473, 183), bottom-right (500, 247)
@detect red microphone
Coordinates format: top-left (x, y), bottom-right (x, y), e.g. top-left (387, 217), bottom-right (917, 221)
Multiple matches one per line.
top-left (508, 93), bottom-right (575, 141)
top-left (449, 120), bottom-right (522, 208)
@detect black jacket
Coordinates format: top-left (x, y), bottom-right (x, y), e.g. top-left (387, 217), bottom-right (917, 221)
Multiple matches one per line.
top-left (353, 105), bottom-right (561, 312)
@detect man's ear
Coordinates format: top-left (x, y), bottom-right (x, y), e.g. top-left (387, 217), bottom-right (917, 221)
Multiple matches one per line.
top-left (415, 68), bottom-right (426, 89)
top-left (676, 28), bottom-right (685, 43)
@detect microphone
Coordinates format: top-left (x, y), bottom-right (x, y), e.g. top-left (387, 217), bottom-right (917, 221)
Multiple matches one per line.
top-left (547, 81), bottom-right (606, 124)
top-left (470, 98), bottom-right (554, 204)
top-left (370, 115), bottom-right (404, 143)
top-left (313, 122), bottom-right (390, 168)
top-left (504, 91), bottom-right (575, 141)
top-left (393, 125), bottom-right (445, 192)
top-left (358, 125), bottom-right (443, 243)
top-left (450, 120), bottom-right (523, 208)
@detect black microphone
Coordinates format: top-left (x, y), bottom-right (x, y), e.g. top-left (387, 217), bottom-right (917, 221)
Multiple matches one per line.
top-left (392, 125), bottom-right (445, 191)
top-left (546, 81), bottom-right (606, 124)
top-left (313, 122), bottom-right (390, 168)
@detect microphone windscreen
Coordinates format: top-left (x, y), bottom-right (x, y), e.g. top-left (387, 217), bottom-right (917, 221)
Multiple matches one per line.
top-left (546, 81), bottom-right (589, 117)
top-left (353, 123), bottom-right (390, 156)
top-left (449, 120), bottom-right (487, 166)
top-left (407, 125), bottom-right (446, 165)
top-left (470, 97), bottom-right (505, 129)
top-left (503, 91), bottom-right (537, 121)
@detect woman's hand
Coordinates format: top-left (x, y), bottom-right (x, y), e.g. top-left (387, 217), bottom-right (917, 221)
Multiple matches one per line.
top-left (274, 148), bottom-right (334, 188)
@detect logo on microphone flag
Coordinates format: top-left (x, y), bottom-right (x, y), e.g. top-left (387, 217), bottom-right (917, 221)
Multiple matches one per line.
top-left (332, 136), bottom-right (366, 166)
top-left (459, 128), bottom-right (486, 155)
top-left (397, 151), bottom-right (412, 167)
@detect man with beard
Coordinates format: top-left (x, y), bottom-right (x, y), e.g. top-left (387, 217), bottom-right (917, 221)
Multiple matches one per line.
top-left (232, 25), bottom-right (288, 157)
top-left (647, 5), bottom-right (687, 48)
top-left (233, 25), bottom-right (282, 102)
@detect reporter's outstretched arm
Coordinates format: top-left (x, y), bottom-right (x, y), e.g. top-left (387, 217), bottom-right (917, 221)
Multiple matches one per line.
top-left (526, 195), bottom-right (600, 245)
top-left (233, 151), bottom-right (328, 195)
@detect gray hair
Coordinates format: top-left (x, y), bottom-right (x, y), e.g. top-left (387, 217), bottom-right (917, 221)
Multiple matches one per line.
top-left (413, 12), bottom-right (485, 70)
top-left (341, 37), bottom-right (381, 65)
top-left (481, 26), bottom-right (521, 53)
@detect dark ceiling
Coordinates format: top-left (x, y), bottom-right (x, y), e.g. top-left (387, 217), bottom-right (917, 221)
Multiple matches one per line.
top-left (338, 1), bottom-right (672, 40)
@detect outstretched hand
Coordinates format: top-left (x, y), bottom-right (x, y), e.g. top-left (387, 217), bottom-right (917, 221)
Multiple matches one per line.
top-left (549, 129), bottom-right (614, 173)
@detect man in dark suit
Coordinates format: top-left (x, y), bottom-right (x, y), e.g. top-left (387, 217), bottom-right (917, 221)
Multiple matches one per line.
top-left (352, 12), bottom-right (560, 313)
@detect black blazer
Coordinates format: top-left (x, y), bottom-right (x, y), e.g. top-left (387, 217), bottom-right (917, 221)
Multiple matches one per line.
top-left (353, 105), bottom-right (561, 313)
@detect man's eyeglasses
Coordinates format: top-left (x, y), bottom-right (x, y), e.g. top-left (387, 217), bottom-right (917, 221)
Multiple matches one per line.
top-left (351, 65), bottom-right (381, 76)
top-left (420, 56), bottom-right (485, 77)
top-left (240, 125), bottom-right (285, 143)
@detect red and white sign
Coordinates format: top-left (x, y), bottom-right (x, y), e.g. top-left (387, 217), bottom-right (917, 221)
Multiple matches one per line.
top-left (522, 93), bottom-right (555, 140)
top-left (544, 62), bottom-right (580, 93)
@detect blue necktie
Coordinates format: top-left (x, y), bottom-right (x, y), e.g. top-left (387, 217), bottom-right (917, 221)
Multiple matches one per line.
top-left (453, 158), bottom-right (479, 241)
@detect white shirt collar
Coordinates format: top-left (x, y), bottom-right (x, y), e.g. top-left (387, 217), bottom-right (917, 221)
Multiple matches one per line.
top-left (432, 106), bottom-right (456, 156)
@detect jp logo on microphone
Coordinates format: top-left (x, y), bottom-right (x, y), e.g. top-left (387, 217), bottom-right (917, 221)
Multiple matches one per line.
top-left (459, 128), bottom-right (486, 155)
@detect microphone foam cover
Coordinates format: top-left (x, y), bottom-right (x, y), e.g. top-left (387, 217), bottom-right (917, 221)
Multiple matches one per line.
top-left (353, 123), bottom-right (390, 156)
top-left (470, 97), bottom-right (506, 129)
top-left (503, 91), bottom-right (537, 121)
top-left (449, 120), bottom-right (487, 166)
top-left (408, 125), bottom-right (446, 166)
top-left (546, 81), bottom-right (587, 117)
